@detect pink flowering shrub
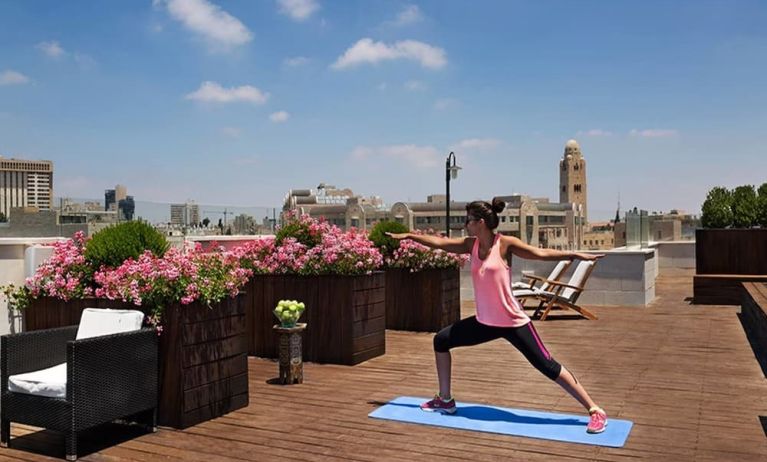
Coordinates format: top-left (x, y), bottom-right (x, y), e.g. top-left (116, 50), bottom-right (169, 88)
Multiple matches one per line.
top-left (27, 232), bottom-right (94, 300)
top-left (1, 233), bottom-right (252, 331)
top-left (93, 244), bottom-right (252, 325)
top-left (387, 230), bottom-right (468, 272)
top-left (234, 213), bottom-right (382, 275)
top-left (3, 232), bottom-right (95, 309)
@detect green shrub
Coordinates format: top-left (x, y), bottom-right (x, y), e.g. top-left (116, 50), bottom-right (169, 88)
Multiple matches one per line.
top-left (757, 183), bottom-right (767, 228)
top-left (84, 221), bottom-right (169, 269)
top-left (701, 186), bottom-right (733, 229)
top-left (731, 185), bottom-right (758, 228)
top-left (369, 221), bottom-right (409, 258)
top-left (275, 213), bottom-right (322, 248)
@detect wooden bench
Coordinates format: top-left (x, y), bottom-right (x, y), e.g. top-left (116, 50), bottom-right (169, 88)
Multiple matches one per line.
top-left (741, 282), bottom-right (767, 374)
top-left (693, 274), bottom-right (767, 305)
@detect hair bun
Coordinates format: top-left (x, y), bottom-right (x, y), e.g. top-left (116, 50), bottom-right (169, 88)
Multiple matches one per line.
top-left (491, 197), bottom-right (506, 214)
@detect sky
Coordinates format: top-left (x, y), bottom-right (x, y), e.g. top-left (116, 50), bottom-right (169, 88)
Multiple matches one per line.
top-left (1, 0), bottom-right (766, 221)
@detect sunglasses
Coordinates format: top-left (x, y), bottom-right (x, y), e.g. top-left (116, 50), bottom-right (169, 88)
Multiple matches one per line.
top-left (465, 216), bottom-right (481, 225)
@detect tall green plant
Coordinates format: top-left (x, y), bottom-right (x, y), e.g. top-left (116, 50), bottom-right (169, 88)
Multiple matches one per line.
top-left (84, 221), bottom-right (169, 269)
top-left (757, 182), bottom-right (767, 228)
top-left (369, 221), bottom-right (409, 258)
top-left (700, 186), bottom-right (733, 229)
top-left (731, 185), bottom-right (758, 228)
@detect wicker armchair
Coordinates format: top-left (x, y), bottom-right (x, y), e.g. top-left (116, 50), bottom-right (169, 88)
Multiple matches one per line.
top-left (1, 310), bottom-right (158, 461)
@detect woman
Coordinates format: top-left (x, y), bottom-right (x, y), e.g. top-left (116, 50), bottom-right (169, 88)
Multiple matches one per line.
top-left (386, 198), bottom-right (608, 434)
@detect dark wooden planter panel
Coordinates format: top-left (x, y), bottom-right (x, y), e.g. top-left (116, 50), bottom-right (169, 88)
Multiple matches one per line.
top-left (385, 268), bottom-right (460, 332)
top-left (696, 229), bottom-right (767, 275)
top-left (23, 295), bottom-right (248, 429)
top-left (693, 229), bottom-right (767, 304)
top-left (247, 272), bottom-right (385, 365)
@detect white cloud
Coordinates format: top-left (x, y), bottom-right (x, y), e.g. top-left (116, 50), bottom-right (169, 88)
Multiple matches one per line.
top-left (283, 56), bottom-right (310, 67)
top-left (332, 38), bottom-right (447, 70)
top-left (221, 126), bottom-right (241, 137)
top-left (433, 98), bottom-right (458, 111)
top-left (36, 41), bottom-right (66, 58)
top-left (185, 81), bottom-right (269, 104)
top-left (629, 128), bottom-right (678, 138)
top-left (404, 80), bottom-right (426, 91)
top-left (451, 138), bottom-right (501, 152)
top-left (161, 0), bottom-right (252, 49)
top-left (0, 70), bottom-right (30, 86)
top-left (73, 53), bottom-right (97, 69)
top-left (392, 5), bottom-right (423, 26)
top-left (577, 129), bottom-right (613, 137)
top-left (269, 111), bottom-right (290, 123)
top-left (351, 144), bottom-right (439, 168)
top-left (277, 0), bottom-right (320, 22)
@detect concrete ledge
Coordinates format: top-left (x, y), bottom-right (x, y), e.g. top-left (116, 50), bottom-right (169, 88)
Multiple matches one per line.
top-left (510, 249), bottom-right (657, 306)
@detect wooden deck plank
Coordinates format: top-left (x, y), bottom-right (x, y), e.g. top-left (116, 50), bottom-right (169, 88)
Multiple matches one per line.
top-left (2, 269), bottom-right (765, 461)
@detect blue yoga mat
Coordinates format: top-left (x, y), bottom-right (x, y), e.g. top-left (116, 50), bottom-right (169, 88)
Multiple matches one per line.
top-left (369, 396), bottom-right (633, 448)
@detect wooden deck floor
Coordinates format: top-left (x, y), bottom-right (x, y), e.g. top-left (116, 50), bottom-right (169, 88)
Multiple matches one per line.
top-left (3, 269), bottom-right (766, 461)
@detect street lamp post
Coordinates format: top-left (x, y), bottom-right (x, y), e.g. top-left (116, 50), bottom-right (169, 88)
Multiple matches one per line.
top-left (445, 151), bottom-right (461, 237)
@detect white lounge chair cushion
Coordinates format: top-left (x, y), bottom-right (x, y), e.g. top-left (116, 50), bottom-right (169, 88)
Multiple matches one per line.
top-left (76, 308), bottom-right (144, 340)
top-left (512, 288), bottom-right (546, 298)
top-left (7, 309), bottom-right (145, 398)
top-left (511, 281), bottom-right (533, 290)
top-left (8, 363), bottom-right (67, 398)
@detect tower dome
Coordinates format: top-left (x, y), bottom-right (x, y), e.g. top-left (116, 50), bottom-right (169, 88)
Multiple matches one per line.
top-left (565, 139), bottom-right (580, 149)
top-left (564, 139), bottom-right (582, 158)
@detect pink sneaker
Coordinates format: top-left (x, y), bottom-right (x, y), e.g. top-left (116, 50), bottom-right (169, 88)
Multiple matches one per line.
top-left (587, 407), bottom-right (608, 434)
top-left (420, 395), bottom-right (456, 414)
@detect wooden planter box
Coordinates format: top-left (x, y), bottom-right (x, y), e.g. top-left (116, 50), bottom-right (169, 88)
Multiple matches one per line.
top-left (696, 229), bottom-right (767, 275)
top-left (694, 229), bottom-right (767, 304)
top-left (246, 272), bottom-right (385, 365)
top-left (23, 295), bottom-right (248, 429)
top-left (385, 268), bottom-right (460, 332)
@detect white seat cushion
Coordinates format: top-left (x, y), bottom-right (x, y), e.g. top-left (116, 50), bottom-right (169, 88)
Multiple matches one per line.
top-left (8, 363), bottom-right (67, 398)
top-left (511, 282), bottom-right (532, 290)
top-left (76, 308), bottom-right (144, 340)
top-left (512, 288), bottom-right (544, 298)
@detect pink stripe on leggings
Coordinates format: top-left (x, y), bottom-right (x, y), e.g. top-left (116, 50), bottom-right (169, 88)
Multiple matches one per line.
top-left (527, 322), bottom-right (551, 360)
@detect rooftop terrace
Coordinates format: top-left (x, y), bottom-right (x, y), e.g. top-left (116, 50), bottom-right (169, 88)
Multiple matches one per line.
top-left (3, 269), bottom-right (766, 461)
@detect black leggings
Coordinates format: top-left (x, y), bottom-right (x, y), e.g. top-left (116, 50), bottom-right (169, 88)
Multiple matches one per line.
top-left (433, 316), bottom-right (563, 380)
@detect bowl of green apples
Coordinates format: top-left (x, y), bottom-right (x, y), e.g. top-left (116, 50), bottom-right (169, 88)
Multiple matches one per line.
top-left (273, 299), bottom-right (305, 328)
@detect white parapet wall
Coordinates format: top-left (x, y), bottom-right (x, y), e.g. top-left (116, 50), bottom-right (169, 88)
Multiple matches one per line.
top-left (461, 248), bottom-right (658, 306)
top-left (0, 238), bottom-right (64, 335)
top-left (650, 241), bottom-right (696, 270)
top-left (511, 249), bottom-right (657, 306)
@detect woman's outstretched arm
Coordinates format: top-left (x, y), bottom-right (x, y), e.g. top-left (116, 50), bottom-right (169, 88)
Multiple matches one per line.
top-left (385, 232), bottom-right (473, 255)
top-left (501, 235), bottom-right (603, 261)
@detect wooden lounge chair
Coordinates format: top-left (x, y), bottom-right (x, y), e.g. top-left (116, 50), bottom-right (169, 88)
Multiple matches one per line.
top-left (515, 260), bottom-right (598, 321)
top-left (512, 260), bottom-right (572, 293)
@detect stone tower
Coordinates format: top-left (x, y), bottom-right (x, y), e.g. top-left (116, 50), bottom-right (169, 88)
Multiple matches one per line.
top-left (559, 139), bottom-right (587, 224)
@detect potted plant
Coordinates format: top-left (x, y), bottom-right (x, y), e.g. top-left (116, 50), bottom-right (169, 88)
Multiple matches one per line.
top-left (695, 184), bottom-right (767, 304)
top-left (235, 212), bottom-right (385, 365)
top-left (370, 222), bottom-right (467, 332)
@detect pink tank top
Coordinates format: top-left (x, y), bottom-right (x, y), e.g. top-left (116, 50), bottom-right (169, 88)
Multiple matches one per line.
top-left (471, 234), bottom-right (530, 327)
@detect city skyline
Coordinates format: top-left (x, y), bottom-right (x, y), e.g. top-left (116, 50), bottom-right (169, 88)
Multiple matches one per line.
top-left (1, 1), bottom-right (766, 220)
